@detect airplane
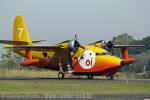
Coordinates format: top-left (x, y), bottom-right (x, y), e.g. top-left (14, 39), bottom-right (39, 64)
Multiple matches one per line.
top-left (0, 15), bottom-right (143, 80)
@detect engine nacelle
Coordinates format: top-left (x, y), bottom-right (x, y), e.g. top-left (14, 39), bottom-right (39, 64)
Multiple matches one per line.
top-left (68, 40), bottom-right (80, 52)
top-left (101, 40), bottom-right (113, 51)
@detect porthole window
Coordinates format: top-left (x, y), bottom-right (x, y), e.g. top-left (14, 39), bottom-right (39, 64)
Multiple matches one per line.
top-left (74, 57), bottom-right (78, 59)
top-left (42, 52), bottom-right (47, 57)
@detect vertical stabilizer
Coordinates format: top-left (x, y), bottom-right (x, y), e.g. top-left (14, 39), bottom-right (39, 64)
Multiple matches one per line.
top-left (13, 15), bottom-right (31, 44)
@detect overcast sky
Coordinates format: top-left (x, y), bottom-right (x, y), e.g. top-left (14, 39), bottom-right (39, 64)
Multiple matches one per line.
top-left (0, 0), bottom-right (150, 46)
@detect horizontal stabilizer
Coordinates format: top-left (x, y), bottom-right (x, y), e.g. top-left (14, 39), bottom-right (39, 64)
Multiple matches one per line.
top-left (0, 40), bottom-right (28, 45)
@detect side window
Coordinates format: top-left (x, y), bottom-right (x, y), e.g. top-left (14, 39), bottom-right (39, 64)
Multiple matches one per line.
top-left (96, 53), bottom-right (102, 56)
top-left (42, 52), bottom-right (47, 57)
top-left (101, 52), bottom-right (106, 55)
top-left (74, 57), bottom-right (78, 59)
top-left (106, 52), bottom-right (110, 55)
top-left (96, 53), bottom-right (100, 56)
top-left (101, 52), bottom-right (110, 55)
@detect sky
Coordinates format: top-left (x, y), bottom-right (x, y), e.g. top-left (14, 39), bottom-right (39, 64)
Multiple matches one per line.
top-left (0, 0), bottom-right (150, 46)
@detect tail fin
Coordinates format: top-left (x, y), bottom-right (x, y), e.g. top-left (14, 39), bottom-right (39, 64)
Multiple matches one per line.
top-left (0, 15), bottom-right (46, 45)
top-left (13, 15), bottom-right (31, 44)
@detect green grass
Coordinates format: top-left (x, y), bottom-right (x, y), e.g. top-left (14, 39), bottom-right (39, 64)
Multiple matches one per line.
top-left (0, 67), bottom-right (105, 78)
top-left (0, 67), bottom-right (150, 95)
top-left (0, 80), bottom-right (150, 94)
top-left (0, 67), bottom-right (58, 77)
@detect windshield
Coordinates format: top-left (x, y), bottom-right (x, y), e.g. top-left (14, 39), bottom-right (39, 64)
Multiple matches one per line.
top-left (96, 52), bottom-right (110, 56)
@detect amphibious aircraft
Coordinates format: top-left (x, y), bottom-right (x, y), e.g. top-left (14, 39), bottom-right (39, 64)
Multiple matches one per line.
top-left (0, 15), bottom-right (143, 80)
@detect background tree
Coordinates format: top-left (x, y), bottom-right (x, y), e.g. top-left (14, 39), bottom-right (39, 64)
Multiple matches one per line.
top-left (147, 58), bottom-right (150, 71)
top-left (0, 49), bottom-right (23, 68)
top-left (115, 33), bottom-right (134, 45)
top-left (112, 33), bottom-right (150, 73)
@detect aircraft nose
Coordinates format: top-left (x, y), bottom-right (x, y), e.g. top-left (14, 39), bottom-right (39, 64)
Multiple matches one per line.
top-left (106, 56), bottom-right (122, 67)
top-left (120, 61), bottom-right (126, 66)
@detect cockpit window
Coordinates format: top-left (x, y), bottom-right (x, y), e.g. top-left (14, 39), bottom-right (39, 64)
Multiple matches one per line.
top-left (96, 52), bottom-right (110, 56)
top-left (106, 52), bottom-right (110, 55)
top-left (103, 52), bottom-right (109, 55)
top-left (101, 52), bottom-right (106, 55)
top-left (101, 52), bottom-right (110, 55)
top-left (96, 53), bottom-right (100, 56)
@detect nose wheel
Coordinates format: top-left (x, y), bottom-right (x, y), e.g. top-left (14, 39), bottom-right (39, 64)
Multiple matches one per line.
top-left (87, 75), bottom-right (94, 79)
top-left (107, 74), bottom-right (113, 80)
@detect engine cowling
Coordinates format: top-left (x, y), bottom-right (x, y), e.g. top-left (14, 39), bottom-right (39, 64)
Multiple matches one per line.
top-left (68, 40), bottom-right (80, 52)
top-left (101, 40), bottom-right (113, 51)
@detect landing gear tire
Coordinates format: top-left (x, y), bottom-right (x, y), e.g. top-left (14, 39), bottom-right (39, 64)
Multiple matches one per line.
top-left (87, 75), bottom-right (94, 79)
top-left (107, 74), bottom-right (113, 80)
top-left (58, 72), bottom-right (65, 79)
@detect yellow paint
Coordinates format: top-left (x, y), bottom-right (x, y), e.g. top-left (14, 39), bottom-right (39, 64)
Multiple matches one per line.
top-left (13, 15), bottom-right (32, 44)
top-left (91, 42), bottom-right (102, 48)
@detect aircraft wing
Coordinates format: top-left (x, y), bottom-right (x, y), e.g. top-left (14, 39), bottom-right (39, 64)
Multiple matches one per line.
top-left (3, 45), bottom-right (62, 51)
top-left (0, 40), bottom-right (28, 45)
top-left (113, 45), bottom-right (144, 48)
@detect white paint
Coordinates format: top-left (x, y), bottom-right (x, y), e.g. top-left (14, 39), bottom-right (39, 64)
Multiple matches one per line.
top-left (78, 50), bottom-right (95, 69)
top-left (18, 28), bottom-right (23, 38)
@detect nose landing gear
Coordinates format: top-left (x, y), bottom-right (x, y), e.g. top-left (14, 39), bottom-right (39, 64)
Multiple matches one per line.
top-left (87, 75), bottom-right (94, 79)
top-left (107, 74), bottom-right (114, 80)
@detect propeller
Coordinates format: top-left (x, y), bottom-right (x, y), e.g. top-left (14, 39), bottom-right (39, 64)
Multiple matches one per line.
top-left (101, 34), bottom-right (118, 51)
top-left (68, 32), bottom-right (86, 52)
top-left (112, 34), bottom-right (118, 43)
top-left (73, 32), bottom-right (86, 50)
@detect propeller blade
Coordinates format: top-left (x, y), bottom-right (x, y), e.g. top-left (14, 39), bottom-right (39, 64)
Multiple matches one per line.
top-left (112, 34), bottom-right (118, 43)
top-left (80, 45), bottom-right (86, 50)
top-left (74, 32), bottom-right (78, 41)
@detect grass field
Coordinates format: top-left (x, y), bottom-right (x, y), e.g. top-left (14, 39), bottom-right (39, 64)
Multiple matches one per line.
top-left (0, 67), bottom-right (105, 78)
top-left (0, 80), bottom-right (150, 94)
top-left (0, 67), bottom-right (150, 95)
top-left (0, 67), bottom-right (141, 78)
top-left (0, 67), bottom-right (150, 80)
top-left (0, 67), bottom-right (58, 77)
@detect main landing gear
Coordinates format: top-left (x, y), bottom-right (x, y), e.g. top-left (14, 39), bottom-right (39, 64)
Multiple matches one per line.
top-left (107, 74), bottom-right (114, 80)
top-left (58, 71), bottom-right (65, 79)
top-left (58, 57), bottom-right (65, 79)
